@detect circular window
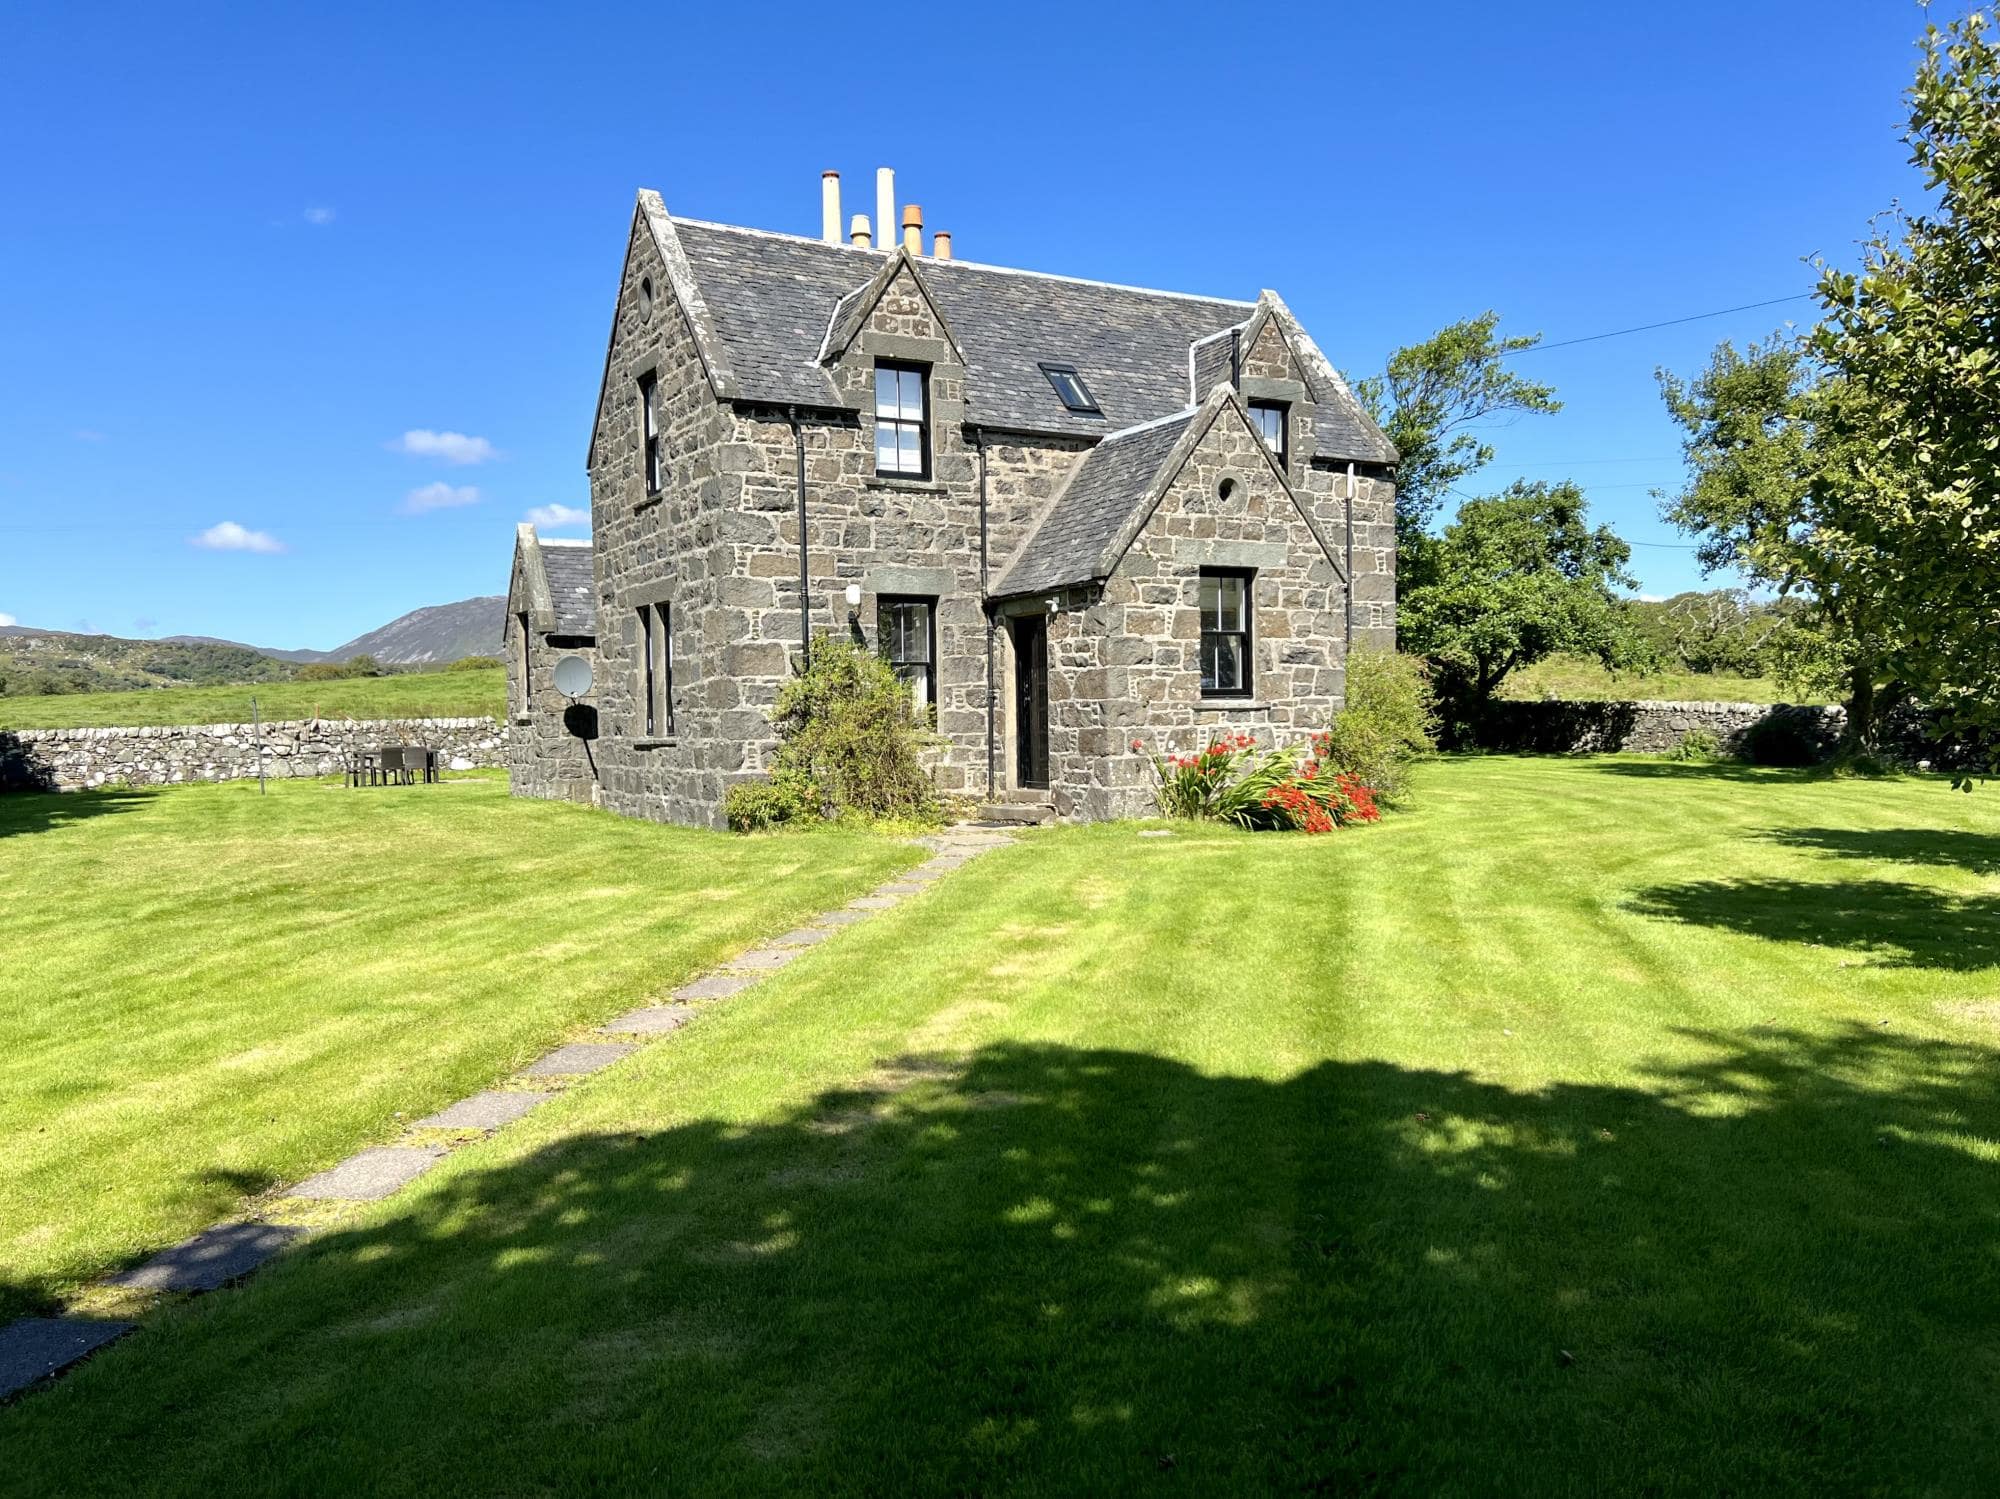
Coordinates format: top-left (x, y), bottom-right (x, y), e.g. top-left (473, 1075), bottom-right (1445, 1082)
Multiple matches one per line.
top-left (638, 276), bottom-right (655, 322)
top-left (1217, 476), bottom-right (1238, 502)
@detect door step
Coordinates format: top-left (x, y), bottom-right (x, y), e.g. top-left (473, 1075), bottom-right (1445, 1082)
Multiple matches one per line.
top-left (972, 798), bottom-right (1056, 826)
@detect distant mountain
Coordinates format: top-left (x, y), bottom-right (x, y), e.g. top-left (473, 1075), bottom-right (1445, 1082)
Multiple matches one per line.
top-left (161, 595), bottom-right (508, 666)
top-left (0, 628), bottom-right (293, 696)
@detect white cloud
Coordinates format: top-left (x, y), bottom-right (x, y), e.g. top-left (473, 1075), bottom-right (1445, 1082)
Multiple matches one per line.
top-left (0, 613), bottom-right (16, 627)
top-left (525, 503), bottom-right (589, 530)
top-left (1637, 593), bottom-right (1666, 603)
top-left (390, 429), bottom-right (496, 465)
top-left (404, 482), bottom-right (482, 514)
top-left (303, 206), bottom-right (336, 226)
top-left (192, 521), bottom-right (286, 554)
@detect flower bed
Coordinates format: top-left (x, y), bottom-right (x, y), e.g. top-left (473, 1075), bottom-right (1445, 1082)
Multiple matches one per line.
top-left (1134, 732), bottom-right (1379, 833)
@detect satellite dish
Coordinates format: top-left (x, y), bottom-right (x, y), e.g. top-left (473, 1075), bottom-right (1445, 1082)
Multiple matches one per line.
top-left (554, 654), bottom-right (594, 699)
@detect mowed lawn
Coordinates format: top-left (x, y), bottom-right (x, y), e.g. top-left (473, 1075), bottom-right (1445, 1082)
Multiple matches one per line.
top-left (0, 772), bottom-right (917, 1322)
top-left (0, 665), bottom-right (505, 728)
top-left (10, 758), bottom-right (2000, 1494)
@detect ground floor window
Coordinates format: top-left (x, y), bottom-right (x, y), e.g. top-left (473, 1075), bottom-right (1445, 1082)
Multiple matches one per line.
top-left (638, 601), bottom-right (673, 736)
top-left (1199, 570), bottom-right (1252, 697)
top-left (878, 595), bottom-right (936, 716)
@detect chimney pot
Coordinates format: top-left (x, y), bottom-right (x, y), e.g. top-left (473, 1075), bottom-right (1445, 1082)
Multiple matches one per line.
top-left (875, 169), bottom-right (894, 260)
top-left (820, 171), bottom-right (841, 244)
top-left (901, 203), bottom-right (923, 255)
top-left (849, 213), bottom-right (872, 248)
top-left (933, 230), bottom-right (952, 261)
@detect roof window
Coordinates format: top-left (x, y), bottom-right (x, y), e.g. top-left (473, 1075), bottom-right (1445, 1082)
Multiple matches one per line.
top-left (1039, 362), bottom-right (1101, 415)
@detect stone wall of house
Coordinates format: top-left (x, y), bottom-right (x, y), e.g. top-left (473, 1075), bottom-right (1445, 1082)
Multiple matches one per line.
top-left (505, 622), bottom-right (599, 804)
top-left (0, 717), bottom-right (508, 792)
top-left (1040, 405), bottom-right (1347, 821)
top-left (1466, 699), bottom-right (1848, 756)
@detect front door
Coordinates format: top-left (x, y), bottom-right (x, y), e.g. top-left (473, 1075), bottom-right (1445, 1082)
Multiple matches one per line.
top-left (1013, 615), bottom-right (1050, 789)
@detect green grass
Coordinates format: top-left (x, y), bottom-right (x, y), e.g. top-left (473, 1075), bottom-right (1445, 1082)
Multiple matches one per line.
top-left (9, 758), bottom-right (2000, 1493)
top-left (1500, 653), bottom-right (1831, 703)
top-left (0, 667), bottom-right (505, 728)
top-left (0, 772), bottom-right (916, 1323)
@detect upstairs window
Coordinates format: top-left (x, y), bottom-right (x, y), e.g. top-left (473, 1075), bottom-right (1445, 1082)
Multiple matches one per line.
top-left (878, 595), bottom-right (936, 716)
top-left (874, 362), bottom-right (929, 478)
top-left (1199, 570), bottom-right (1252, 698)
top-left (638, 371), bottom-right (662, 495)
top-left (638, 601), bottom-right (673, 737)
top-left (1248, 400), bottom-right (1288, 466)
top-left (1040, 362), bottom-right (1101, 414)
top-left (514, 611), bottom-right (531, 716)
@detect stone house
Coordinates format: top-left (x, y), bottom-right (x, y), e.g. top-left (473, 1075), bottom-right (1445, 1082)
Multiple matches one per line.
top-left (505, 172), bottom-right (1397, 826)
top-left (503, 524), bottom-right (597, 803)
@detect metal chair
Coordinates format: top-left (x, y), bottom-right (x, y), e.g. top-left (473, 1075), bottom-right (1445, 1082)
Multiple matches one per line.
top-left (378, 746), bottom-right (410, 786)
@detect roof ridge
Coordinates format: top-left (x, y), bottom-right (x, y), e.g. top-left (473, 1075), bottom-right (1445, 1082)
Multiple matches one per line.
top-left (673, 217), bottom-right (1255, 308)
top-left (1097, 405), bottom-right (1200, 441)
top-left (538, 537), bottom-right (593, 547)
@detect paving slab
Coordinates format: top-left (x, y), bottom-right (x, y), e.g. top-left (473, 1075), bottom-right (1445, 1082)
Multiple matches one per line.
top-left (0, 1317), bottom-right (134, 1399)
top-left (810, 909), bottom-right (869, 929)
top-left (879, 882), bottom-right (930, 896)
top-left (673, 973), bottom-right (759, 1002)
top-left (523, 1042), bottom-right (636, 1077)
top-left (292, 1147), bottom-right (445, 1201)
top-left (599, 1006), bottom-right (694, 1036)
top-left (725, 945), bottom-right (804, 971)
top-left (766, 926), bottom-right (833, 948)
top-left (413, 1091), bottom-right (550, 1130)
top-left (107, 1222), bottom-right (304, 1294)
top-left (848, 895), bottom-right (900, 911)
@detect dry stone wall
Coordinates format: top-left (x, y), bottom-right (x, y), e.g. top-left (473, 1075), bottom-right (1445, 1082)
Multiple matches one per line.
top-left (1, 717), bottom-right (508, 792)
top-left (1467, 699), bottom-right (1847, 756)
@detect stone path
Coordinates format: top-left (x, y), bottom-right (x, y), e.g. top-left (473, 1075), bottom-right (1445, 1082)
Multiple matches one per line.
top-left (0, 821), bottom-right (1018, 1404)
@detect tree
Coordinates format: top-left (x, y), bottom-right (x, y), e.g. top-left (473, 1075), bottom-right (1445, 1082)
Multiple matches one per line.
top-left (1812, 8), bottom-right (2000, 759)
top-left (1400, 480), bottom-right (1640, 719)
top-left (1354, 313), bottom-right (1561, 576)
top-left (1655, 338), bottom-right (1896, 744)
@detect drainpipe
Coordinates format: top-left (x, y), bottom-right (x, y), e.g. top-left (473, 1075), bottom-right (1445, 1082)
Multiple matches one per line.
top-left (976, 427), bottom-right (996, 800)
top-left (1345, 461), bottom-right (1357, 656)
top-left (790, 406), bottom-right (809, 663)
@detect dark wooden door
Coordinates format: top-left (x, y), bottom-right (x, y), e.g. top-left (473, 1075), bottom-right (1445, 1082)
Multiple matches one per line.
top-left (1013, 615), bottom-right (1050, 789)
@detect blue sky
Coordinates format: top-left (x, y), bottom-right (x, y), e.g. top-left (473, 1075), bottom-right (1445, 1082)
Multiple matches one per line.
top-left (0, 1), bottom-right (1948, 648)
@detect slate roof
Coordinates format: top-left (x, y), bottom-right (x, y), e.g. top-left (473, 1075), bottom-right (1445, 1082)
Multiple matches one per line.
top-left (669, 219), bottom-right (1393, 461)
top-left (539, 540), bottom-right (597, 636)
top-left (995, 412), bottom-right (1195, 598)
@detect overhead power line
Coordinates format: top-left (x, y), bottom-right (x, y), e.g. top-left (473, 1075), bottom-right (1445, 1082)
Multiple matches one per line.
top-left (1504, 294), bottom-right (1814, 355)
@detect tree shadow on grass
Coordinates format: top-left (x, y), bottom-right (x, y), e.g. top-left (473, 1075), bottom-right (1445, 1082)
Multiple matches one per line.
top-left (1761, 825), bottom-right (2000, 875)
top-left (11, 1028), bottom-right (2000, 1494)
top-left (1577, 758), bottom-right (1804, 783)
top-left (1627, 877), bottom-right (2000, 971)
top-left (0, 784), bottom-right (151, 839)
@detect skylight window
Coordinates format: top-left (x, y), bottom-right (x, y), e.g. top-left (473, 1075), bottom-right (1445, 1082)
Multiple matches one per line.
top-left (1040, 363), bottom-right (1101, 415)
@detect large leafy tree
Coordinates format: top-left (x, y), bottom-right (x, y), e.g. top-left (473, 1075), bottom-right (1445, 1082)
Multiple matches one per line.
top-left (1655, 338), bottom-right (1897, 744)
top-left (1355, 313), bottom-right (1561, 574)
top-left (1400, 480), bottom-right (1640, 716)
top-left (1812, 9), bottom-right (2000, 754)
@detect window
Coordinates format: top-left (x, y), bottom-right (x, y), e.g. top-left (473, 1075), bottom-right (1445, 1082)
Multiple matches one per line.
top-left (514, 611), bottom-right (531, 716)
top-left (1248, 400), bottom-right (1288, 466)
top-left (878, 596), bottom-right (936, 715)
top-left (874, 362), bottom-right (929, 478)
top-left (1039, 362), bottom-right (1100, 414)
top-left (1199, 571), bottom-right (1252, 697)
top-left (638, 371), bottom-right (662, 495)
top-left (638, 601), bottom-right (673, 737)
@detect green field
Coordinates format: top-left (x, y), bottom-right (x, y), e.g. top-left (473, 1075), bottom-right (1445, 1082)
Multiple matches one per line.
top-left (0, 667), bottom-right (506, 729)
top-left (0, 772), bottom-right (916, 1323)
top-left (1499, 654), bottom-right (1830, 704)
top-left (7, 757), bottom-right (2000, 1493)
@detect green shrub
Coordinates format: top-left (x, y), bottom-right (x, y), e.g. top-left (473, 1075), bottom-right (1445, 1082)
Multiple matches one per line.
top-left (446, 655), bottom-right (501, 672)
top-left (726, 636), bottom-right (940, 832)
top-left (1134, 732), bottom-right (1381, 833)
top-left (723, 773), bottom-right (817, 833)
top-left (295, 662), bottom-right (351, 682)
top-left (1668, 727), bottom-right (1722, 762)
top-left (1313, 650), bottom-right (1436, 802)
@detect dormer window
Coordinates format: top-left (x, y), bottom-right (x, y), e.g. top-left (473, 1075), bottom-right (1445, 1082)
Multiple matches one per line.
top-left (1248, 401), bottom-right (1288, 466)
top-left (874, 362), bottom-right (929, 478)
top-left (1040, 362), bottom-right (1100, 414)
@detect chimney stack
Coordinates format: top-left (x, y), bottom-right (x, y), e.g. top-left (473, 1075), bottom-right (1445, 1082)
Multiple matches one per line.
top-left (849, 213), bottom-right (872, 248)
top-left (820, 172), bottom-right (841, 244)
top-left (933, 230), bottom-right (952, 261)
top-left (875, 169), bottom-right (894, 258)
top-left (902, 204), bottom-right (923, 255)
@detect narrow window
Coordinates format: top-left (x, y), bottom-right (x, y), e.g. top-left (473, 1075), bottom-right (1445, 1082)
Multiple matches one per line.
top-left (877, 596), bottom-right (936, 716)
top-left (638, 371), bottom-right (662, 495)
top-left (1199, 571), bottom-right (1252, 697)
top-left (873, 362), bottom-right (929, 478)
top-left (1248, 400), bottom-right (1287, 466)
top-left (638, 602), bottom-right (674, 737)
top-left (515, 611), bottom-right (531, 715)
top-left (1039, 362), bottom-right (1101, 414)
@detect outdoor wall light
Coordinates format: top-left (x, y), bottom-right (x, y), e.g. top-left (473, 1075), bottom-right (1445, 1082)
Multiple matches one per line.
top-left (844, 582), bottom-right (862, 616)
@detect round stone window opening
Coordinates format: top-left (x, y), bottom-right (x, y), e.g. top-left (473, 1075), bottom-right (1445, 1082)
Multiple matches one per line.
top-left (638, 276), bottom-right (655, 322)
top-left (1217, 476), bottom-right (1238, 502)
